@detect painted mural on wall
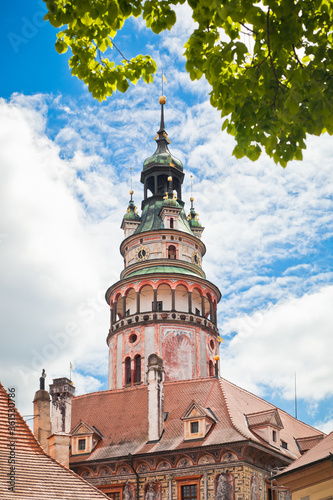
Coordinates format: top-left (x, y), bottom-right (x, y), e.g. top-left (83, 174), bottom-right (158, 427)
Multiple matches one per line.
top-left (250, 472), bottom-right (260, 500)
top-left (215, 472), bottom-right (235, 500)
top-left (164, 332), bottom-right (192, 381)
top-left (144, 481), bottom-right (161, 500)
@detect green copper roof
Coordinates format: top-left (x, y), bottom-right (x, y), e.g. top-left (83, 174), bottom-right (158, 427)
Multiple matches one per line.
top-left (126, 265), bottom-right (198, 277)
top-left (123, 199), bottom-right (141, 222)
top-left (143, 148), bottom-right (183, 172)
top-left (133, 197), bottom-right (194, 235)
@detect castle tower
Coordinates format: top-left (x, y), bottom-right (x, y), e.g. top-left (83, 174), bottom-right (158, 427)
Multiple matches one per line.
top-left (105, 97), bottom-right (221, 389)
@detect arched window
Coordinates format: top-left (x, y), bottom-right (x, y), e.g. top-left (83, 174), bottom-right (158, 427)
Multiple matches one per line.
top-left (168, 245), bottom-right (176, 259)
top-left (170, 218), bottom-right (174, 229)
top-left (209, 360), bottom-right (214, 377)
top-left (125, 357), bottom-right (131, 385)
top-left (134, 355), bottom-right (141, 383)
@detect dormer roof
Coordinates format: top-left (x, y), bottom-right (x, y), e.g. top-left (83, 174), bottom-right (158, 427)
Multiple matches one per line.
top-left (181, 401), bottom-right (217, 423)
top-left (246, 408), bottom-right (284, 430)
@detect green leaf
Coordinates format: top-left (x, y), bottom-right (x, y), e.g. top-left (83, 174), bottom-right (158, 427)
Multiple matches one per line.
top-left (55, 39), bottom-right (68, 54)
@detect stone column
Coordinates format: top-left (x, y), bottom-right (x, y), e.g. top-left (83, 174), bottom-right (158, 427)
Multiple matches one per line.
top-left (171, 289), bottom-right (176, 312)
top-left (188, 291), bottom-right (192, 313)
top-left (201, 296), bottom-right (205, 317)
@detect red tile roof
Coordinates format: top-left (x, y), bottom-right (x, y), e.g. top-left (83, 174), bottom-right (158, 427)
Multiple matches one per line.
top-left (70, 377), bottom-right (323, 464)
top-left (0, 382), bottom-right (108, 500)
top-left (220, 378), bottom-right (323, 460)
top-left (277, 431), bottom-right (333, 475)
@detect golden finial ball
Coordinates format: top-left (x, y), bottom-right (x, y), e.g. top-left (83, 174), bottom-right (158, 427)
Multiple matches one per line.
top-left (214, 355), bottom-right (220, 361)
top-left (190, 197), bottom-right (194, 202)
top-left (167, 176), bottom-right (172, 182)
top-left (129, 189), bottom-right (134, 195)
top-left (159, 95), bottom-right (167, 105)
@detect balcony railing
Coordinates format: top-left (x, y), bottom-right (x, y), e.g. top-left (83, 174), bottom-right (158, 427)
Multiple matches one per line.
top-left (109, 310), bottom-right (218, 335)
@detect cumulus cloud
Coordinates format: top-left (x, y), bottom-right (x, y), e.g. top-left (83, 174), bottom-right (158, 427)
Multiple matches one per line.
top-left (221, 286), bottom-right (333, 402)
top-left (0, 87), bottom-right (332, 428)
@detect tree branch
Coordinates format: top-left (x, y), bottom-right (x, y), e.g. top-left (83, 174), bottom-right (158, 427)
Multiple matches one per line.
top-left (292, 44), bottom-right (303, 68)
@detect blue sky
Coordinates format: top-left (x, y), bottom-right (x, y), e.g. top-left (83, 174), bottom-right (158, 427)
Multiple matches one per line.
top-left (1, 1), bottom-right (333, 433)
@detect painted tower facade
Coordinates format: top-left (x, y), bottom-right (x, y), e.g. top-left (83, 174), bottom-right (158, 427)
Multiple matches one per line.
top-left (105, 97), bottom-right (221, 390)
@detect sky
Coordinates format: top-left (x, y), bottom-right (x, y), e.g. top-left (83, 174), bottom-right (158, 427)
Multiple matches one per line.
top-left (1, 1), bottom-right (333, 433)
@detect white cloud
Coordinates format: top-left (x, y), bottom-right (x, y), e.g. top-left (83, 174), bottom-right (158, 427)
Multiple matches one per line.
top-left (221, 286), bottom-right (333, 401)
top-left (0, 87), bottom-right (332, 429)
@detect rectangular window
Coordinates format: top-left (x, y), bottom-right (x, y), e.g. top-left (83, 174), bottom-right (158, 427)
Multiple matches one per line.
top-left (272, 430), bottom-right (276, 442)
top-left (181, 485), bottom-right (197, 500)
top-left (107, 494), bottom-right (120, 500)
top-left (152, 301), bottom-right (163, 311)
top-left (176, 476), bottom-right (201, 500)
top-left (78, 439), bottom-right (86, 451)
top-left (281, 440), bottom-right (288, 449)
top-left (190, 421), bottom-right (199, 434)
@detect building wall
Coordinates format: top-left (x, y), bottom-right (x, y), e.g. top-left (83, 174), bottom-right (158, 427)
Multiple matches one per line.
top-left (76, 458), bottom-right (269, 500)
top-left (108, 324), bottom-right (219, 389)
top-left (277, 460), bottom-right (333, 500)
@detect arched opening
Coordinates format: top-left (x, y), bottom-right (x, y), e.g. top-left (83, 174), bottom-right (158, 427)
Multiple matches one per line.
top-left (125, 357), bottom-right (131, 385)
top-left (134, 355), bottom-right (141, 383)
top-left (192, 288), bottom-right (202, 316)
top-left (203, 295), bottom-right (211, 319)
top-left (115, 293), bottom-right (123, 320)
top-left (168, 245), bottom-right (176, 259)
top-left (157, 174), bottom-right (168, 195)
top-left (146, 176), bottom-right (155, 197)
top-left (140, 285), bottom-right (154, 313)
top-left (209, 360), bottom-right (214, 377)
top-left (175, 285), bottom-right (189, 312)
top-left (125, 288), bottom-right (136, 316)
top-left (170, 217), bottom-right (174, 229)
top-left (157, 283), bottom-right (172, 311)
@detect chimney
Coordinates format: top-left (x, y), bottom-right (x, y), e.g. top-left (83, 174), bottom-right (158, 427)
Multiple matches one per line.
top-left (147, 354), bottom-right (165, 442)
top-left (49, 377), bottom-right (75, 434)
top-left (48, 377), bottom-right (75, 467)
top-left (33, 369), bottom-right (51, 454)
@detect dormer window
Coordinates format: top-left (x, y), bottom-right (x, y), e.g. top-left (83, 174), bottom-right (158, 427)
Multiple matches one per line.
top-left (281, 440), bottom-right (288, 449)
top-left (191, 421), bottom-right (199, 434)
top-left (78, 438), bottom-right (86, 451)
top-left (246, 409), bottom-right (284, 447)
top-left (71, 421), bottom-right (103, 455)
top-left (181, 402), bottom-right (217, 441)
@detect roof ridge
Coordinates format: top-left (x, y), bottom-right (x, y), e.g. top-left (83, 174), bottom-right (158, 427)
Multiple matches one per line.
top-left (73, 384), bottom-right (147, 400)
top-left (220, 378), bottom-right (324, 436)
top-left (0, 382), bottom-right (109, 499)
top-left (0, 382), bottom-right (45, 454)
top-left (218, 378), bottom-right (249, 440)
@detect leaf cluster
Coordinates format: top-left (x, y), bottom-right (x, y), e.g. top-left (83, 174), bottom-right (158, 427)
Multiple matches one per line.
top-left (44, 0), bottom-right (333, 165)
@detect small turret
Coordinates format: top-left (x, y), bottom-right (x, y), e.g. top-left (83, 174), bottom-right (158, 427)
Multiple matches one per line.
top-left (121, 190), bottom-right (141, 238)
top-left (188, 197), bottom-right (204, 239)
top-left (33, 369), bottom-right (51, 453)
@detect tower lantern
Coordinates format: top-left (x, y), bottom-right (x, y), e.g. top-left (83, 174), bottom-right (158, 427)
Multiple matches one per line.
top-left (105, 97), bottom-right (221, 389)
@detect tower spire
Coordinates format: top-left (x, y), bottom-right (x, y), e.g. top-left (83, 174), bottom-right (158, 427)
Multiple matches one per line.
top-left (158, 95), bottom-right (167, 137)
